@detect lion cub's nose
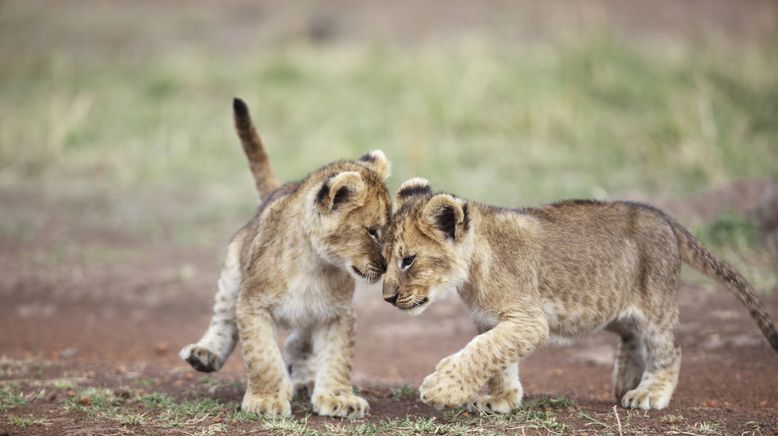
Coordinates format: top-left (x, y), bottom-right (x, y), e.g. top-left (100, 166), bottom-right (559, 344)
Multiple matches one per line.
top-left (384, 292), bottom-right (398, 305)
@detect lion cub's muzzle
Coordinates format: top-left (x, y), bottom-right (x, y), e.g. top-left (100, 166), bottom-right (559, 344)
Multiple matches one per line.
top-left (352, 256), bottom-right (387, 284)
top-left (383, 284), bottom-right (429, 311)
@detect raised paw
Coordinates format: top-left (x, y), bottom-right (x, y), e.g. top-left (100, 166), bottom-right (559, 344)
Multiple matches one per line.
top-left (419, 368), bottom-right (473, 410)
top-left (242, 392), bottom-right (292, 417)
top-left (312, 391), bottom-right (369, 418)
top-left (179, 344), bottom-right (223, 373)
top-left (621, 386), bottom-right (671, 410)
top-left (466, 389), bottom-right (522, 414)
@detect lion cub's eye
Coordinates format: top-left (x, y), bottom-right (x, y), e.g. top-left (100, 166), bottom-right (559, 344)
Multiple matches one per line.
top-left (400, 255), bottom-right (416, 270)
top-left (366, 227), bottom-right (380, 243)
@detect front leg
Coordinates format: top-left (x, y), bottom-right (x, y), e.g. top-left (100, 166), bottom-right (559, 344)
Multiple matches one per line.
top-left (237, 304), bottom-right (292, 417)
top-left (467, 362), bottom-right (523, 414)
top-left (310, 311), bottom-right (369, 418)
top-left (420, 310), bottom-right (548, 410)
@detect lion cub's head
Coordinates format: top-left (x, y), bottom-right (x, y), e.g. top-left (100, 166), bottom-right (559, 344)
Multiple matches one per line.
top-left (307, 150), bottom-right (392, 284)
top-left (381, 178), bottom-right (471, 315)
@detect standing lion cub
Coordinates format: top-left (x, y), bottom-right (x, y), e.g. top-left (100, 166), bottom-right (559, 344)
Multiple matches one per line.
top-left (180, 98), bottom-right (391, 418)
top-left (381, 177), bottom-right (778, 412)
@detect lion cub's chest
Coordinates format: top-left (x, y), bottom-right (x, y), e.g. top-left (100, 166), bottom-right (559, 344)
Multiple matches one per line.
top-left (272, 274), bottom-right (348, 328)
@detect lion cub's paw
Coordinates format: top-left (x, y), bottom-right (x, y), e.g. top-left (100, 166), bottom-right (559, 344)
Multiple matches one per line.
top-left (466, 390), bottom-right (522, 414)
top-left (241, 393), bottom-right (292, 417)
top-left (179, 344), bottom-right (223, 373)
top-left (419, 362), bottom-right (473, 410)
top-left (312, 391), bottom-right (369, 418)
top-left (621, 386), bottom-right (671, 410)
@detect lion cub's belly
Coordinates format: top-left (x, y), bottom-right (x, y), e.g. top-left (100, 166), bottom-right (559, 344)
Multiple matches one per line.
top-left (272, 276), bottom-right (343, 328)
top-left (542, 296), bottom-right (623, 340)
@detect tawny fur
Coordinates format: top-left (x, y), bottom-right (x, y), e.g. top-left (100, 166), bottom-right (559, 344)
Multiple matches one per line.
top-left (179, 98), bottom-right (392, 418)
top-left (382, 178), bottom-right (778, 413)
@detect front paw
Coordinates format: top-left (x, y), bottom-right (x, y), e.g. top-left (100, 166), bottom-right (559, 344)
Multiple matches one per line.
top-left (241, 392), bottom-right (292, 417)
top-left (312, 391), bottom-right (369, 418)
top-left (466, 390), bottom-right (522, 414)
top-left (419, 368), bottom-right (473, 410)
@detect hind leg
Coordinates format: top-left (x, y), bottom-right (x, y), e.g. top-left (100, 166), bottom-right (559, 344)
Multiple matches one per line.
top-left (607, 319), bottom-right (646, 401)
top-left (620, 321), bottom-right (680, 410)
top-left (284, 327), bottom-right (316, 399)
top-left (179, 236), bottom-right (243, 372)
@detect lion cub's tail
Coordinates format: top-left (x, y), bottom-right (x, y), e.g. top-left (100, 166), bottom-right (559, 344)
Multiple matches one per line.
top-left (233, 98), bottom-right (280, 199)
top-left (669, 219), bottom-right (778, 352)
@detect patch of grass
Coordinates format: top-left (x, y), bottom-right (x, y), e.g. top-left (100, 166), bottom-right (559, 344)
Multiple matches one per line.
top-left (135, 391), bottom-right (175, 409)
top-left (261, 415), bottom-right (318, 436)
top-left (523, 396), bottom-right (576, 410)
top-left (114, 411), bottom-right (149, 426)
top-left (0, 385), bottom-right (28, 412)
top-left (61, 387), bottom-right (121, 414)
top-left (688, 420), bottom-right (724, 436)
top-left (691, 212), bottom-right (778, 292)
top-left (175, 397), bottom-right (227, 415)
top-left (51, 379), bottom-right (75, 390)
top-left (389, 384), bottom-right (418, 401)
top-left (6, 415), bottom-right (48, 427)
top-left (198, 376), bottom-right (220, 387)
top-left (697, 212), bottom-right (759, 250)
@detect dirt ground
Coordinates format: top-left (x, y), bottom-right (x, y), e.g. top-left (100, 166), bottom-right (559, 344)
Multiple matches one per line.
top-left (1, 181), bottom-right (777, 435)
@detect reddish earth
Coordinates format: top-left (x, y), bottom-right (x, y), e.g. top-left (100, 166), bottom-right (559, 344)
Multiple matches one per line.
top-left (1, 183), bottom-right (778, 435)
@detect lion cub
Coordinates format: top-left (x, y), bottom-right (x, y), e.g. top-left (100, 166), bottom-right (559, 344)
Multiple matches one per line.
top-left (381, 178), bottom-right (778, 412)
top-left (179, 98), bottom-right (391, 418)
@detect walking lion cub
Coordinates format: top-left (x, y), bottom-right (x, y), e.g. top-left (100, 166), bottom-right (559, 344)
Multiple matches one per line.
top-left (180, 98), bottom-right (391, 418)
top-left (381, 177), bottom-right (778, 412)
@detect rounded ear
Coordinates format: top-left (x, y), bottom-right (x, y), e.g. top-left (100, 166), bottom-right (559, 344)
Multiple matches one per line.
top-left (396, 177), bottom-right (432, 209)
top-left (421, 194), bottom-right (468, 241)
top-left (315, 171), bottom-right (366, 212)
top-left (358, 150), bottom-right (391, 180)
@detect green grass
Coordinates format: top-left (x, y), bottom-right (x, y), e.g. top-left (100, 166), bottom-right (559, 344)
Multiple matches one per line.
top-left (389, 384), bottom-right (418, 401)
top-left (1, 4), bottom-right (777, 211)
top-left (6, 415), bottom-right (48, 428)
top-left (0, 385), bottom-right (28, 412)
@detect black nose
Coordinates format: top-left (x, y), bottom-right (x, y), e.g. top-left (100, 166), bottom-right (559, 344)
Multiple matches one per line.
top-left (384, 292), bottom-right (398, 305)
top-left (377, 256), bottom-right (387, 273)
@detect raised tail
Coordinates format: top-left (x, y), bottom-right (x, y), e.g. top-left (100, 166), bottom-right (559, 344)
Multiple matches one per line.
top-left (669, 218), bottom-right (778, 351)
top-left (233, 98), bottom-right (280, 198)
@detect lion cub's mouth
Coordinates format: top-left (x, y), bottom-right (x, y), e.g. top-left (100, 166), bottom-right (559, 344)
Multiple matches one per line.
top-left (351, 265), bottom-right (382, 284)
top-left (396, 297), bottom-right (429, 314)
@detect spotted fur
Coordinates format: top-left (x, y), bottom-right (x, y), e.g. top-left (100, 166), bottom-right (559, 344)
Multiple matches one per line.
top-left (179, 98), bottom-right (392, 418)
top-left (382, 178), bottom-right (778, 413)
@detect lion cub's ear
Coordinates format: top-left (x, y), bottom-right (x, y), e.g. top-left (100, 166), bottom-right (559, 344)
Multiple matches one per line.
top-left (316, 171), bottom-right (367, 212)
top-left (358, 150), bottom-right (391, 180)
top-left (396, 177), bottom-right (432, 209)
top-left (421, 194), bottom-right (468, 241)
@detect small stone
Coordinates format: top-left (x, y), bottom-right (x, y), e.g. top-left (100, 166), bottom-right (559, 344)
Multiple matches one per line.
top-left (153, 342), bottom-right (170, 355)
top-left (703, 399), bottom-right (718, 408)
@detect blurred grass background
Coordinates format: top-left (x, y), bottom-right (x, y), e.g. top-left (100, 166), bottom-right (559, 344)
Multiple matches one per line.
top-left (0, 0), bottom-right (776, 286)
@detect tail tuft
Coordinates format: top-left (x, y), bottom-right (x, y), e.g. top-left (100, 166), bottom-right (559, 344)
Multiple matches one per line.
top-left (233, 97), bottom-right (249, 118)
